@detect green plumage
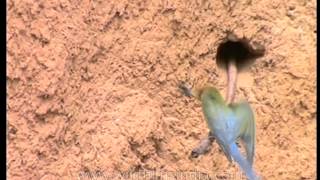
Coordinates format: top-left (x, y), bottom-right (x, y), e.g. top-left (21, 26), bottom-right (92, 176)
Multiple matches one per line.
top-left (198, 86), bottom-right (257, 179)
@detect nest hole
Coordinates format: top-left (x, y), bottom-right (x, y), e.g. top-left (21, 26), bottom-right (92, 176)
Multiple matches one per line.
top-left (216, 33), bottom-right (265, 71)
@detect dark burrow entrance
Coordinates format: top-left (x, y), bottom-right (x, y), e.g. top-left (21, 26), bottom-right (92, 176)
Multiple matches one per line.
top-left (216, 32), bottom-right (266, 71)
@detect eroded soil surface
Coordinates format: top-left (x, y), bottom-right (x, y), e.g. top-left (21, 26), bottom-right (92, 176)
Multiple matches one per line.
top-left (7, 0), bottom-right (316, 179)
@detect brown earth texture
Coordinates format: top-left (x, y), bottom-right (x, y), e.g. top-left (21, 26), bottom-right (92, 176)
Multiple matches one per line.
top-left (7, 0), bottom-right (316, 179)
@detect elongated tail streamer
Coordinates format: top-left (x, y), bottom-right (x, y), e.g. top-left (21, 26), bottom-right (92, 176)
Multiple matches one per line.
top-left (229, 143), bottom-right (259, 180)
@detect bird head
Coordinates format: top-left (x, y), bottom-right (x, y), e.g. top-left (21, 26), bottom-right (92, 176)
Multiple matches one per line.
top-left (196, 86), bottom-right (225, 104)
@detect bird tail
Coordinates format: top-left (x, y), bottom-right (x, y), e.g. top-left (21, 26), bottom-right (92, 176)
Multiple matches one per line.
top-left (228, 142), bottom-right (259, 180)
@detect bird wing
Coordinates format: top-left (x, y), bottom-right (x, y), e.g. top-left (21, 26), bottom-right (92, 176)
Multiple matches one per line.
top-left (230, 101), bottom-right (256, 166)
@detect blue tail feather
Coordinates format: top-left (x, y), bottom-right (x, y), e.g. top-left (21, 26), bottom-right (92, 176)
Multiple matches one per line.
top-left (229, 142), bottom-right (259, 180)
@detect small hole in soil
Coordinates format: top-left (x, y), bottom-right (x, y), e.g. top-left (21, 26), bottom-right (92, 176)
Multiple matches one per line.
top-left (216, 33), bottom-right (265, 71)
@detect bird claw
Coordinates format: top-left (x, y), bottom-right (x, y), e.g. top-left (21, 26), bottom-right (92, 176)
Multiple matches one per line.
top-left (190, 147), bottom-right (209, 158)
top-left (178, 81), bottom-right (194, 97)
top-left (190, 149), bottom-right (201, 158)
top-left (190, 134), bottom-right (215, 158)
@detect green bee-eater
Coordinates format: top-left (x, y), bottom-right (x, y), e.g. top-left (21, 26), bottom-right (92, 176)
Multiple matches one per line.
top-left (183, 85), bottom-right (259, 180)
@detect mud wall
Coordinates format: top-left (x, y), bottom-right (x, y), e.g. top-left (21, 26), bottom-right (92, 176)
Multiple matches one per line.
top-left (7, 0), bottom-right (316, 179)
